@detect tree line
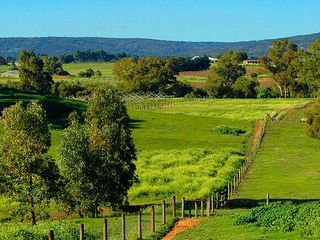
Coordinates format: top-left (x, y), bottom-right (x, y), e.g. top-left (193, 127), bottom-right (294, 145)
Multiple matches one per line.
top-left (0, 87), bottom-right (136, 224)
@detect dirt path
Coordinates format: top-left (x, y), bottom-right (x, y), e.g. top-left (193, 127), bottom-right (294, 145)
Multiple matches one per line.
top-left (252, 120), bottom-right (263, 147)
top-left (162, 218), bottom-right (203, 240)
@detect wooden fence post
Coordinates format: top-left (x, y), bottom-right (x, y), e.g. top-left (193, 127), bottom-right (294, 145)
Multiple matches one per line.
top-left (80, 224), bottom-right (84, 240)
top-left (103, 219), bottom-right (108, 240)
top-left (48, 230), bottom-right (54, 240)
top-left (181, 197), bottom-right (185, 218)
top-left (122, 214), bottom-right (126, 240)
top-left (162, 200), bottom-right (166, 224)
top-left (266, 193), bottom-right (270, 206)
top-left (172, 195), bottom-right (176, 219)
top-left (195, 202), bottom-right (198, 218)
top-left (138, 209), bottom-right (142, 240)
top-left (151, 206), bottom-right (155, 232)
top-left (227, 183), bottom-right (230, 200)
top-left (200, 200), bottom-right (204, 217)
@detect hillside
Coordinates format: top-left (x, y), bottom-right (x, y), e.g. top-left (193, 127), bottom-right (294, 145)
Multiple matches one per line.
top-left (0, 32), bottom-right (320, 57)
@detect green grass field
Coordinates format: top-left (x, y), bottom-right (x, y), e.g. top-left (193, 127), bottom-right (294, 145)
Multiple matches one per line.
top-left (0, 91), bottom-right (312, 239)
top-left (63, 62), bottom-right (114, 77)
top-left (174, 209), bottom-right (301, 240)
top-left (234, 103), bottom-right (320, 202)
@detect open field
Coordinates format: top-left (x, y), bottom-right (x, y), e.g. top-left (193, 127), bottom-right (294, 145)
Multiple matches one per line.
top-left (0, 65), bottom-right (10, 73)
top-left (0, 91), bottom-right (312, 238)
top-left (234, 103), bottom-right (320, 202)
top-left (63, 62), bottom-right (114, 77)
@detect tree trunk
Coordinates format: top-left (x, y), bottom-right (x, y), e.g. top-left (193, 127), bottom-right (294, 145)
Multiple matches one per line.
top-left (29, 175), bottom-right (36, 225)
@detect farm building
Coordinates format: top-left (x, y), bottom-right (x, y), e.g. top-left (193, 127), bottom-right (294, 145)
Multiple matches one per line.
top-left (243, 59), bottom-right (259, 65)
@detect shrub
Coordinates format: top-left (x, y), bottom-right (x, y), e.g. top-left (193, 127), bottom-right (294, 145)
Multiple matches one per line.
top-left (212, 125), bottom-right (246, 136)
top-left (236, 202), bottom-right (320, 238)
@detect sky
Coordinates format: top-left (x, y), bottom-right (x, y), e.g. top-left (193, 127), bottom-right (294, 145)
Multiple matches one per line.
top-left (0, 0), bottom-right (320, 42)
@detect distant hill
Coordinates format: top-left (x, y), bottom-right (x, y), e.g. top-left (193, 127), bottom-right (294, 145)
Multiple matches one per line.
top-left (0, 32), bottom-right (320, 57)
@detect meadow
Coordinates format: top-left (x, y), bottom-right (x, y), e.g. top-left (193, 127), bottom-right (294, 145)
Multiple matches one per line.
top-left (234, 103), bottom-right (320, 202)
top-left (62, 62), bottom-right (114, 77)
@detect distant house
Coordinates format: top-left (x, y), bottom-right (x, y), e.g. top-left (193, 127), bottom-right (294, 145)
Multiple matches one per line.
top-left (208, 57), bottom-right (219, 63)
top-left (243, 59), bottom-right (259, 65)
top-left (191, 56), bottom-right (219, 62)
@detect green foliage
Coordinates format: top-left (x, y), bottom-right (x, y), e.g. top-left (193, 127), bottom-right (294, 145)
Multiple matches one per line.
top-left (171, 56), bottom-right (210, 72)
top-left (305, 100), bottom-right (320, 138)
top-left (237, 203), bottom-right (320, 238)
top-left (259, 40), bottom-right (299, 97)
top-left (0, 101), bottom-right (61, 224)
top-left (77, 68), bottom-right (95, 78)
top-left (18, 50), bottom-right (53, 93)
top-left (232, 76), bottom-right (258, 98)
top-left (113, 57), bottom-right (185, 95)
top-left (59, 87), bottom-right (136, 215)
top-left (207, 50), bottom-right (246, 97)
top-left (41, 56), bottom-right (69, 76)
top-left (213, 125), bottom-right (246, 136)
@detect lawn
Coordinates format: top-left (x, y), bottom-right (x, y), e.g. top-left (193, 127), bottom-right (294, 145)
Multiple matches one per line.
top-left (234, 102), bottom-right (320, 202)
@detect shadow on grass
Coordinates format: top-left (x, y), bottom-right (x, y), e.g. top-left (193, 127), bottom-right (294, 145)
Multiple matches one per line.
top-left (129, 118), bottom-right (145, 129)
top-left (227, 198), bottom-right (320, 209)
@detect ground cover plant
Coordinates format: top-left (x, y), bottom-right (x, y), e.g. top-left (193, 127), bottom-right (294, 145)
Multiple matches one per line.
top-left (237, 202), bottom-right (320, 238)
top-left (174, 209), bottom-right (302, 240)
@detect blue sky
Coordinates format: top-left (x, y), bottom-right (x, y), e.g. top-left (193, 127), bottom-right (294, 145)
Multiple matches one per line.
top-left (1, 0), bottom-right (320, 42)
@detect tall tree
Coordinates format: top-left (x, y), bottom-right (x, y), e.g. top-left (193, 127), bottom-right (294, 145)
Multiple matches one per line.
top-left (19, 50), bottom-right (53, 92)
top-left (113, 57), bottom-right (178, 94)
top-left (59, 87), bottom-right (136, 216)
top-left (207, 50), bottom-right (246, 97)
top-left (0, 102), bottom-right (60, 224)
top-left (42, 55), bottom-right (69, 76)
top-left (259, 40), bottom-right (298, 97)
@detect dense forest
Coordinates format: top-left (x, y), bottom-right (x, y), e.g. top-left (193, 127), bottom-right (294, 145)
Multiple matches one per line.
top-left (0, 32), bottom-right (320, 57)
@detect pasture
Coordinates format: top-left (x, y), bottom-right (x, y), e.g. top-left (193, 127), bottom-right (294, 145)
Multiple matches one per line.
top-left (62, 62), bottom-right (114, 77)
top-left (234, 103), bottom-right (320, 202)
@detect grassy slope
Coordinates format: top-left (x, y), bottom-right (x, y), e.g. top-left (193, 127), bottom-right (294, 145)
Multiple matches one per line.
top-left (235, 104), bottom-right (320, 201)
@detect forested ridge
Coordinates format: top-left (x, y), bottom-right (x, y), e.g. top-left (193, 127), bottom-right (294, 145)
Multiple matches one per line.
top-left (1, 32), bottom-right (320, 57)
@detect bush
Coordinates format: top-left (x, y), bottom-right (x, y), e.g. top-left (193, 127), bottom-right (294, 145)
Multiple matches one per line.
top-left (212, 125), bottom-right (246, 136)
top-left (236, 202), bottom-right (320, 238)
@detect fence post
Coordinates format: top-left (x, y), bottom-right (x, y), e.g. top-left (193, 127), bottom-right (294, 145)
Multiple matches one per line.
top-left (200, 200), bottom-right (204, 217)
top-left (227, 183), bottom-right (231, 200)
top-left (48, 230), bottom-right (54, 240)
top-left (122, 214), bottom-right (126, 240)
top-left (151, 206), bottom-right (155, 232)
top-left (103, 219), bottom-right (108, 240)
top-left (80, 224), bottom-right (84, 240)
top-left (172, 195), bottom-right (176, 219)
top-left (266, 193), bottom-right (270, 206)
top-left (195, 202), bottom-right (198, 218)
top-left (138, 209), bottom-right (142, 240)
top-left (181, 197), bottom-right (185, 218)
top-left (162, 200), bottom-right (166, 224)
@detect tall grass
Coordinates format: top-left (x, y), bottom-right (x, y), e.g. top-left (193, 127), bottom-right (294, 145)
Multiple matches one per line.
top-left (129, 148), bottom-right (245, 203)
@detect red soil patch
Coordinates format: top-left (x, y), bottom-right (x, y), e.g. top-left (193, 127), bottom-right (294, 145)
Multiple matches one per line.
top-left (252, 120), bottom-right (264, 148)
top-left (258, 77), bottom-right (275, 88)
top-left (191, 82), bottom-right (207, 88)
top-left (179, 70), bottom-right (210, 77)
top-left (162, 218), bottom-right (203, 240)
